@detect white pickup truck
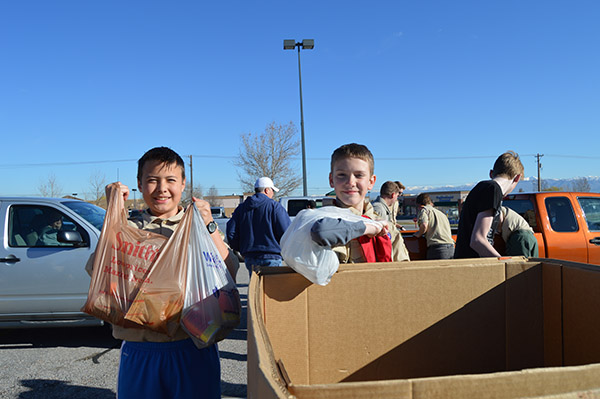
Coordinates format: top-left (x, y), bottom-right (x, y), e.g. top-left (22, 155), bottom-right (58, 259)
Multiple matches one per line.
top-left (0, 197), bottom-right (106, 328)
top-left (278, 196), bottom-right (330, 217)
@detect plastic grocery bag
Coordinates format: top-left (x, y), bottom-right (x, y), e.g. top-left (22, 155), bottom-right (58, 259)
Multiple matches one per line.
top-left (180, 204), bottom-right (241, 349)
top-left (82, 183), bottom-right (189, 336)
top-left (82, 184), bottom-right (170, 331)
top-left (280, 207), bottom-right (383, 286)
top-left (124, 204), bottom-right (195, 336)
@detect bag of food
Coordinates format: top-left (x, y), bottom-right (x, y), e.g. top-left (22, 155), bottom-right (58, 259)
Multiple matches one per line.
top-left (124, 205), bottom-right (195, 336)
top-left (180, 204), bottom-right (241, 349)
top-left (280, 207), bottom-right (384, 286)
top-left (82, 183), bottom-right (188, 336)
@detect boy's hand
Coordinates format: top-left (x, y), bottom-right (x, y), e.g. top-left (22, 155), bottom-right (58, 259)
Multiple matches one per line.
top-left (192, 197), bottom-right (214, 224)
top-left (364, 220), bottom-right (389, 237)
top-left (105, 182), bottom-right (129, 203)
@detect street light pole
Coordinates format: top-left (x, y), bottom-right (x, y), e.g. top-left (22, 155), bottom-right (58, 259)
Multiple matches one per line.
top-left (297, 45), bottom-right (308, 197)
top-left (284, 39), bottom-right (314, 196)
top-left (132, 188), bottom-right (137, 209)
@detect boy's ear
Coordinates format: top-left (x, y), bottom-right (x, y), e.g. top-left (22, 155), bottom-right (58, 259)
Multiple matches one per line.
top-left (368, 174), bottom-right (376, 190)
top-left (489, 169), bottom-right (494, 179)
top-left (329, 172), bottom-right (334, 188)
top-left (513, 174), bottom-right (522, 183)
top-left (137, 180), bottom-right (143, 192)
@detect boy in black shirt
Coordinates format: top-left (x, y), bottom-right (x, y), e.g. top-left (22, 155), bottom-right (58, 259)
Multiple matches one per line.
top-left (455, 151), bottom-right (524, 259)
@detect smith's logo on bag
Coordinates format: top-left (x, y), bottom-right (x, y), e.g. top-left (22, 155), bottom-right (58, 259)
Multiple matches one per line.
top-left (112, 231), bottom-right (161, 262)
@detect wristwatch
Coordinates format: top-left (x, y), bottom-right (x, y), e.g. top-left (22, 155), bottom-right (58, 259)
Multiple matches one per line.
top-left (206, 220), bottom-right (217, 234)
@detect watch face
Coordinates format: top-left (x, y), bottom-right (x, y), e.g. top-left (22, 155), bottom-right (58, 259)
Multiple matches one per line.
top-left (207, 221), bottom-right (217, 234)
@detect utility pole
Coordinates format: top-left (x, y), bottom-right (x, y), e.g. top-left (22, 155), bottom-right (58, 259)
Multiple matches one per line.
top-left (536, 153), bottom-right (544, 192)
top-left (189, 155), bottom-right (194, 202)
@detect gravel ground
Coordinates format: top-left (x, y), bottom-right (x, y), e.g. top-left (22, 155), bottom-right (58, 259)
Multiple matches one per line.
top-left (0, 266), bottom-right (250, 399)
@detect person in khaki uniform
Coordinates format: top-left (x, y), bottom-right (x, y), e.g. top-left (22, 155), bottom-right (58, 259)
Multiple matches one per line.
top-left (371, 181), bottom-right (410, 261)
top-left (85, 147), bottom-right (239, 399)
top-left (310, 143), bottom-right (391, 263)
top-left (414, 193), bottom-right (455, 259)
top-left (390, 181), bottom-right (405, 229)
top-left (497, 206), bottom-right (539, 257)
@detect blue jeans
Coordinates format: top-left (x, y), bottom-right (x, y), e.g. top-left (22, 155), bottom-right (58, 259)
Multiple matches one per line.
top-left (244, 256), bottom-right (282, 277)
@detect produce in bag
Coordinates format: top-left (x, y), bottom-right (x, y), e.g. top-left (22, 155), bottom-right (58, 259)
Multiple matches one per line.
top-left (82, 183), bottom-right (170, 330)
top-left (180, 205), bottom-right (241, 348)
top-left (123, 204), bottom-right (196, 336)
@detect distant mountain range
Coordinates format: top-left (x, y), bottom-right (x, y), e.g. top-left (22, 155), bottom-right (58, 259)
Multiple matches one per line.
top-left (403, 176), bottom-right (600, 194)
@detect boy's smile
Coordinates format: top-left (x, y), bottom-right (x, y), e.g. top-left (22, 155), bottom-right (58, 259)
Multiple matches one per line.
top-left (329, 157), bottom-right (376, 213)
top-left (138, 160), bottom-right (185, 219)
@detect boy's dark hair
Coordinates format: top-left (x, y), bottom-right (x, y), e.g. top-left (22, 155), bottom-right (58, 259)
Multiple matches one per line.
top-left (330, 143), bottom-right (374, 175)
top-left (395, 181), bottom-right (406, 191)
top-left (380, 181), bottom-right (400, 197)
top-left (491, 151), bottom-right (524, 179)
top-left (416, 193), bottom-right (433, 206)
top-left (137, 147), bottom-right (186, 181)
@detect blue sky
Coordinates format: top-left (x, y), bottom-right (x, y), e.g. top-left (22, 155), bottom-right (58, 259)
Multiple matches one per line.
top-left (1, 1), bottom-right (599, 198)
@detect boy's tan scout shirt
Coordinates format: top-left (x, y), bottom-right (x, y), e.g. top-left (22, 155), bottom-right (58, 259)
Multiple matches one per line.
top-left (417, 205), bottom-right (455, 247)
top-left (331, 201), bottom-right (379, 263)
top-left (500, 206), bottom-right (534, 243)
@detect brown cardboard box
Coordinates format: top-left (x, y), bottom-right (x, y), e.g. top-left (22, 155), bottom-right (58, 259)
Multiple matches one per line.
top-left (247, 258), bottom-right (600, 399)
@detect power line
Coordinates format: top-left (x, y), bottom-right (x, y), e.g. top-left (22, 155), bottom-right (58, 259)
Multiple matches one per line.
top-left (544, 154), bottom-right (600, 160)
top-left (1, 153), bottom-right (597, 170)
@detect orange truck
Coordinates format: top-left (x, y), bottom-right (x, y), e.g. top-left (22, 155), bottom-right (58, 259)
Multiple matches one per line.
top-left (404, 191), bottom-right (600, 265)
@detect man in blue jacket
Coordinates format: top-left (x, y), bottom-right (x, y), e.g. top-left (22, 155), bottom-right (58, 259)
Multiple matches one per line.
top-left (226, 177), bottom-right (291, 276)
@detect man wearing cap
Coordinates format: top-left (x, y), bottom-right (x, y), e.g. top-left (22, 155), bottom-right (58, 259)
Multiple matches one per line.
top-left (371, 181), bottom-right (410, 262)
top-left (226, 177), bottom-right (292, 276)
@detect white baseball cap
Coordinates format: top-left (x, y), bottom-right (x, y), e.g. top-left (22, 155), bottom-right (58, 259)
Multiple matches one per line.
top-left (255, 177), bottom-right (279, 192)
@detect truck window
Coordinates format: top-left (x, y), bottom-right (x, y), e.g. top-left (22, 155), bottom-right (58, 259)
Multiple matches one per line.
top-left (287, 199), bottom-right (323, 217)
top-left (502, 199), bottom-right (537, 230)
top-left (545, 197), bottom-right (578, 233)
top-left (8, 205), bottom-right (89, 248)
top-left (578, 197), bottom-right (600, 232)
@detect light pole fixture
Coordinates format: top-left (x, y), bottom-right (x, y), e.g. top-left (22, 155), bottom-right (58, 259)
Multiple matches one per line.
top-left (284, 39), bottom-right (314, 196)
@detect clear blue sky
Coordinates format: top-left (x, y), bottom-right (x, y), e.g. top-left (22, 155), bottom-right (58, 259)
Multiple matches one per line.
top-left (1, 1), bottom-right (599, 198)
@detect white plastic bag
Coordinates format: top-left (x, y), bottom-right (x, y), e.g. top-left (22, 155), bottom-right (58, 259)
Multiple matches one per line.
top-left (280, 207), bottom-right (381, 286)
top-left (180, 205), bottom-right (241, 349)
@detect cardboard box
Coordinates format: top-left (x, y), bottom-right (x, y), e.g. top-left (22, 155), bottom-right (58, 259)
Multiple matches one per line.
top-left (248, 258), bottom-right (600, 398)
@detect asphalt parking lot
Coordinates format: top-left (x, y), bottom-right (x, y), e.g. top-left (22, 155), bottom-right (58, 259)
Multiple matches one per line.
top-left (0, 266), bottom-right (250, 399)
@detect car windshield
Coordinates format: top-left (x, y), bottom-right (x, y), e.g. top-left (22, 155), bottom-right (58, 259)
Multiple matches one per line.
top-left (62, 201), bottom-right (106, 231)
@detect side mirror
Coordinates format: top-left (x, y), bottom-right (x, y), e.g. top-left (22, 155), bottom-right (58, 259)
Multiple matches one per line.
top-left (57, 230), bottom-right (85, 246)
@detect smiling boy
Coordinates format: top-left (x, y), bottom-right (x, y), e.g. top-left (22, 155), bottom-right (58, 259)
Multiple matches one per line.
top-left (310, 143), bottom-right (391, 263)
top-left (89, 147), bottom-right (238, 399)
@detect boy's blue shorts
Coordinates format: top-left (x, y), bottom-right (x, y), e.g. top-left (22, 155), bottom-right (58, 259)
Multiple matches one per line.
top-left (117, 338), bottom-right (221, 399)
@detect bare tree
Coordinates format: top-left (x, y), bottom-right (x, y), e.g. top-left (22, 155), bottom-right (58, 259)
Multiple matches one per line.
top-left (88, 170), bottom-right (107, 205)
top-left (234, 121), bottom-right (301, 197)
top-left (205, 185), bottom-right (221, 207)
top-left (38, 173), bottom-right (63, 197)
top-left (572, 177), bottom-right (591, 192)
